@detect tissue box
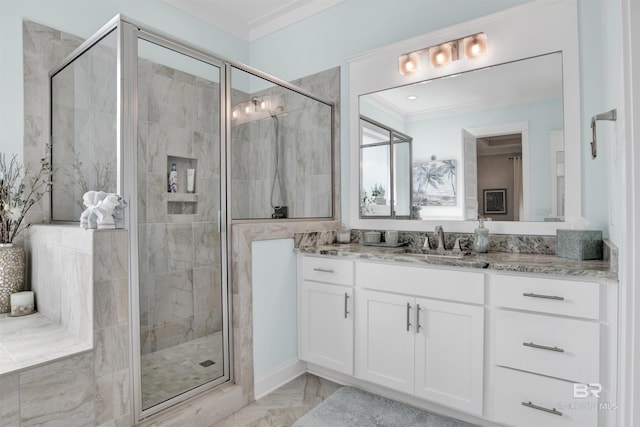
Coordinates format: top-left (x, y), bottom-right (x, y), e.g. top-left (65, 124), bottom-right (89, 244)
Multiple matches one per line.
top-left (556, 230), bottom-right (603, 260)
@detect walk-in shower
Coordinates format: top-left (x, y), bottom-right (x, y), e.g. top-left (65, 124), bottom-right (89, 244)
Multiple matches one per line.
top-left (48, 15), bottom-right (334, 423)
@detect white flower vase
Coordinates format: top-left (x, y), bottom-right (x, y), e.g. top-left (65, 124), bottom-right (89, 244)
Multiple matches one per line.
top-left (0, 243), bottom-right (26, 313)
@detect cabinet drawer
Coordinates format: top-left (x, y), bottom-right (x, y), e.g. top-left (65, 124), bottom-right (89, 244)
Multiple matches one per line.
top-left (493, 274), bottom-right (599, 319)
top-left (356, 262), bottom-right (484, 304)
top-left (495, 310), bottom-right (599, 383)
top-left (493, 367), bottom-right (597, 427)
top-left (301, 256), bottom-right (354, 286)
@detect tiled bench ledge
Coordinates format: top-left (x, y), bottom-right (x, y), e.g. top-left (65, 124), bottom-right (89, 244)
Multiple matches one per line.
top-left (0, 312), bottom-right (91, 376)
top-left (0, 224), bottom-right (128, 377)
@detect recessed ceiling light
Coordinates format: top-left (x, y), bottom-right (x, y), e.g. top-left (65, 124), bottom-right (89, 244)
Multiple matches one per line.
top-left (407, 95), bottom-right (418, 100)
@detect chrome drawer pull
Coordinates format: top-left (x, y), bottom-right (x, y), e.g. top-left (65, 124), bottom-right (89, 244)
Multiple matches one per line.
top-left (344, 293), bottom-right (350, 319)
top-left (416, 304), bottom-right (422, 332)
top-left (406, 303), bottom-right (412, 332)
top-left (523, 292), bottom-right (564, 301)
top-left (523, 342), bottom-right (565, 353)
top-left (313, 268), bottom-right (334, 273)
top-left (521, 401), bottom-right (563, 416)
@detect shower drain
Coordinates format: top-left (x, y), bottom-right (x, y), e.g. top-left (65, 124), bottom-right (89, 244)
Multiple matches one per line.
top-left (199, 360), bottom-right (216, 367)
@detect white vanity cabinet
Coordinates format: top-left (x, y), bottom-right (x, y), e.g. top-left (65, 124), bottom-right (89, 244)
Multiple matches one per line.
top-left (355, 261), bottom-right (485, 415)
top-left (490, 273), bottom-right (617, 427)
top-left (297, 255), bottom-right (354, 375)
top-left (296, 253), bottom-right (617, 427)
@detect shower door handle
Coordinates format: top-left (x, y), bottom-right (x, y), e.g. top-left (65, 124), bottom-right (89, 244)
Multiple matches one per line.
top-left (217, 210), bottom-right (222, 233)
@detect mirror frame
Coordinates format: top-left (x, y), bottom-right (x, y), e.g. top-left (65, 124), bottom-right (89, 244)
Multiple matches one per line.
top-left (347, 0), bottom-right (580, 235)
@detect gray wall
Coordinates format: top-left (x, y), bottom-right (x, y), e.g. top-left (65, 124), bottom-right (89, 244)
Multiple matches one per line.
top-left (136, 57), bottom-right (223, 354)
top-left (231, 70), bottom-right (334, 219)
top-left (50, 30), bottom-right (118, 221)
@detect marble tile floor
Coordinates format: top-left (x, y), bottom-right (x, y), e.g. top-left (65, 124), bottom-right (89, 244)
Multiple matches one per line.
top-left (142, 331), bottom-right (225, 409)
top-left (211, 373), bottom-right (342, 427)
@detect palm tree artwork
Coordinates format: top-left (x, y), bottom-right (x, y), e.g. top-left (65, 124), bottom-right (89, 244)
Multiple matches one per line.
top-left (413, 159), bottom-right (457, 206)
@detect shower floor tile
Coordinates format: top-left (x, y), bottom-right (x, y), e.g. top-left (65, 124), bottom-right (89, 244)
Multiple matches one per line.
top-left (141, 331), bottom-right (224, 409)
top-left (211, 373), bottom-right (341, 427)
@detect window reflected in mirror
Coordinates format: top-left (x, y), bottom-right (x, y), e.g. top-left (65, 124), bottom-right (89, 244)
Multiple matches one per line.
top-left (360, 117), bottom-right (412, 218)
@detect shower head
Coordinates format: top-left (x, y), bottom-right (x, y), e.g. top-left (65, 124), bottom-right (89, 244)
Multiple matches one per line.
top-left (270, 105), bottom-right (286, 117)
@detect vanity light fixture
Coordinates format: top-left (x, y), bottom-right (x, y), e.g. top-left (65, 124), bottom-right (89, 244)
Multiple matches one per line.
top-left (232, 95), bottom-right (284, 124)
top-left (398, 32), bottom-right (488, 75)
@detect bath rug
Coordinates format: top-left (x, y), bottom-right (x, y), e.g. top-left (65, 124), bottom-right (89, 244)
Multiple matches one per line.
top-left (292, 386), bottom-right (479, 427)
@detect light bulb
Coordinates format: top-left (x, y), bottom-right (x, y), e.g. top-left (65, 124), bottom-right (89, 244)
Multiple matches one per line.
top-left (398, 51), bottom-right (421, 76)
top-left (429, 43), bottom-right (454, 68)
top-left (463, 33), bottom-right (488, 59)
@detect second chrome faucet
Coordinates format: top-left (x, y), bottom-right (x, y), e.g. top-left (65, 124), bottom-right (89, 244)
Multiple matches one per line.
top-left (424, 225), bottom-right (447, 250)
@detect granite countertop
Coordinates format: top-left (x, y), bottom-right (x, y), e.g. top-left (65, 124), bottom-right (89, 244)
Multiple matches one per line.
top-left (296, 243), bottom-right (617, 280)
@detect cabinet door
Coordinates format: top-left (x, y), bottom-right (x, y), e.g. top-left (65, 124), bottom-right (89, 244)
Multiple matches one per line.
top-left (300, 281), bottom-right (353, 374)
top-left (355, 289), bottom-right (415, 394)
top-left (414, 298), bottom-right (484, 415)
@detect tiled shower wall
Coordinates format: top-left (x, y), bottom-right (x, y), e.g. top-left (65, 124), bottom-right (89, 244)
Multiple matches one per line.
top-left (50, 31), bottom-right (118, 221)
top-left (136, 58), bottom-right (222, 355)
top-left (231, 81), bottom-right (333, 219)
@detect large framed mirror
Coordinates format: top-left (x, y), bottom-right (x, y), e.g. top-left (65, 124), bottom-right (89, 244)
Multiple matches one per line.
top-left (360, 52), bottom-right (563, 222)
top-left (348, 0), bottom-right (580, 234)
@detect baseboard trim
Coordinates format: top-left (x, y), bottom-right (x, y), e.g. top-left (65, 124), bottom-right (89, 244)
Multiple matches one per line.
top-left (255, 359), bottom-right (308, 400)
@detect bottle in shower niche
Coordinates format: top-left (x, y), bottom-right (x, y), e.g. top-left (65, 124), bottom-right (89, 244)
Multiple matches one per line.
top-left (168, 163), bottom-right (178, 193)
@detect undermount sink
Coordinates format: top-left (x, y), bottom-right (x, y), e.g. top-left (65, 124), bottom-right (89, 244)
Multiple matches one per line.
top-left (402, 248), bottom-right (471, 259)
top-left (423, 252), bottom-right (467, 260)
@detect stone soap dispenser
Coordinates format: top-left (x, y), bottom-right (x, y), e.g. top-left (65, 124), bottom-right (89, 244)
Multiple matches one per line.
top-left (473, 217), bottom-right (490, 253)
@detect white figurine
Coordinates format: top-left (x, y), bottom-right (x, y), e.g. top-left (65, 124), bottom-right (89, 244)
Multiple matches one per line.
top-left (95, 193), bottom-right (121, 229)
top-left (79, 191), bottom-right (97, 229)
top-left (80, 191), bottom-right (125, 229)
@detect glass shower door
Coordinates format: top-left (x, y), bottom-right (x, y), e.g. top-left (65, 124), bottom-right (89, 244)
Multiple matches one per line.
top-left (135, 37), bottom-right (227, 412)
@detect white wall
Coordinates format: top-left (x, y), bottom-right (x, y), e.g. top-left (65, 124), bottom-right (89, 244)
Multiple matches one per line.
top-left (251, 239), bottom-right (298, 380)
top-left (0, 0), bottom-right (248, 158)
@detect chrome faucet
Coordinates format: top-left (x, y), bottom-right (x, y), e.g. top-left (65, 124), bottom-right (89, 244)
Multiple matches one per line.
top-left (435, 225), bottom-right (445, 251)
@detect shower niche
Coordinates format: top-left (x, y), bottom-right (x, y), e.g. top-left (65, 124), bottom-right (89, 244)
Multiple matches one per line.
top-left (166, 155), bottom-right (198, 215)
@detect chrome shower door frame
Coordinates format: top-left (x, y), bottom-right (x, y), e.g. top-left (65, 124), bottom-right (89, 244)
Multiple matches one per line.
top-left (119, 18), bottom-right (232, 423)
